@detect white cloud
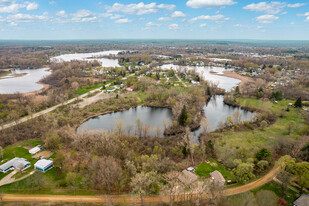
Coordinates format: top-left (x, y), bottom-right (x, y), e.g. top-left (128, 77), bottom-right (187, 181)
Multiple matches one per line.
top-left (190, 14), bottom-right (230, 22)
top-left (56, 10), bottom-right (68, 18)
top-left (299, 12), bottom-right (309, 16)
top-left (49, 1), bottom-right (56, 5)
top-left (186, 0), bottom-right (236, 9)
top-left (287, 3), bottom-right (306, 8)
top-left (243, 2), bottom-right (285, 14)
top-left (290, 22), bottom-right (295, 24)
top-left (109, 14), bottom-right (123, 20)
top-left (200, 23), bottom-right (206, 27)
top-left (145, 21), bottom-right (160, 27)
top-left (26, 2), bottom-right (38, 11)
top-left (158, 17), bottom-right (172, 21)
top-left (115, 18), bottom-right (132, 23)
top-left (157, 4), bottom-right (175, 11)
top-left (257, 25), bottom-right (263, 29)
top-left (106, 2), bottom-right (175, 15)
top-left (256, 14), bottom-right (279, 24)
top-left (305, 16), bottom-right (309, 22)
top-left (71, 9), bottom-right (97, 22)
top-left (233, 24), bottom-right (245, 27)
top-left (171, 11), bottom-right (186, 18)
top-left (7, 13), bottom-right (49, 25)
top-left (0, 0), bottom-right (15, 6)
top-left (168, 23), bottom-right (179, 30)
top-left (0, 3), bottom-right (25, 13)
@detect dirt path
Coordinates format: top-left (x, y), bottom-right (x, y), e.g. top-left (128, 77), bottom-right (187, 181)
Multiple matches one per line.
top-left (216, 71), bottom-right (254, 89)
top-left (175, 74), bottom-right (187, 87)
top-left (0, 166), bottom-right (280, 204)
top-left (0, 87), bottom-right (104, 131)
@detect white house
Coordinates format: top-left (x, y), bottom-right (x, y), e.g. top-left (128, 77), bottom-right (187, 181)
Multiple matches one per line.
top-left (34, 159), bottom-right (53, 172)
top-left (0, 158), bottom-right (30, 173)
top-left (29, 145), bottom-right (42, 155)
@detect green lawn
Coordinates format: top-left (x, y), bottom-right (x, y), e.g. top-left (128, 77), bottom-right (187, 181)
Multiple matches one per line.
top-left (251, 181), bottom-right (301, 205)
top-left (75, 82), bottom-right (105, 95)
top-left (195, 158), bottom-right (235, 182)
top-left (0, 139), bottom-right (43, 181)
top-left (215, 98), bottom-right (307, 161)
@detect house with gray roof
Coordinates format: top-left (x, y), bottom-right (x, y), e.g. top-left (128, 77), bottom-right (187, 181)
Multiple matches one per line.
top-left (0, 157), bottom-right (30, 173)
top-left (210, 170), bottom-right (226, 186)
top-left (293, 194), bottom-right (309, 206)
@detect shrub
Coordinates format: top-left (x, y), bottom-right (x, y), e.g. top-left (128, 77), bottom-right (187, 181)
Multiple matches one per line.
top-left (244, 121), bottom-right (254, 130)
top-left (256, 148), bottom-right (272, 161)
top-left (260, 120), bottom-right (268, 130)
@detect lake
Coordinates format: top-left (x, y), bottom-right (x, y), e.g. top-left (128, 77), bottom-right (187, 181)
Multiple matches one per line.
top-left (51, 50), bottom-right (121, 67)
top-left (0, 68), bottom-right (51, 94)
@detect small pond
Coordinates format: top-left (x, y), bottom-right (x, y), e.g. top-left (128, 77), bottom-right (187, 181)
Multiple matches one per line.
top-left (192, 95), bottom-right (255, 137)
top-left (77, 106), bottom-right (173, 137)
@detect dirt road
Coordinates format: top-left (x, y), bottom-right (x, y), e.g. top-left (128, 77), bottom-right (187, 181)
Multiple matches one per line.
top-left (0, 166), bottom-right (280, 204)
top-left (0, 88), bottom-right (105, 131)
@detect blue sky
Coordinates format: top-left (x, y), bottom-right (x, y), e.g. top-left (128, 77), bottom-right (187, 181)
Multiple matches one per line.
top-left (0, 0), bottom-right (308, 40)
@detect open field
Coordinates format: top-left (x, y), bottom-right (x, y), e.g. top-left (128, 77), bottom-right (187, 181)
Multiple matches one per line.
top-left (214, 98), bottom-right (307, 161)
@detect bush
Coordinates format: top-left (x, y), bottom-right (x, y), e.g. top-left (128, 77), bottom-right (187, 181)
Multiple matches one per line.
top-left (244, 121), bottom-right (254, 130)
top-left (260, 120), bottom-right (268, 130)
top-left (255, 148), bottom-right (272, 161)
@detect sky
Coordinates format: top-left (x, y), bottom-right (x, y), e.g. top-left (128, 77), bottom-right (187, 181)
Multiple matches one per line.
top-left (0, 0), bottom-right (308, 40)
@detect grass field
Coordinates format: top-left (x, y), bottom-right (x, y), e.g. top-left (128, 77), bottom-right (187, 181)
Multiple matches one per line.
top-left (214, 98), bottom-right (307, 161)
top-left (195, 158), bottom-right (235, 182)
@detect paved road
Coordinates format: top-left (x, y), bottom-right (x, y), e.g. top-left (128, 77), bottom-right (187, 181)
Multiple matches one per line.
top-left (0, 166), bottom-right (280, 204)
top-left (0, 88), bottom-right (104, 131)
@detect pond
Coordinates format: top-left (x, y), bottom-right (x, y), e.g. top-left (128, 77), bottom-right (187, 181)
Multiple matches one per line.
top-left (77, 61), bottom-right (254, 137)
top-left (77, 106), bottom-right (173, 137)
top-left (0, 68), bottom-right (51, 94)
top-left (51, 50), bottom-right (121, 67)
top-left (192, 95), bottom-right (255, 137)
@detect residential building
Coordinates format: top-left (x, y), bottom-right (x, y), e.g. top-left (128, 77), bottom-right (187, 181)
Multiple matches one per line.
top-left (0, 158), bottom-right (31, 173)
top-left (210, 170), bottom-right (226, 186)
top-left (293, 194), bottom-right (309, 206)
top-left (34, 159), bottom-right (53, 172)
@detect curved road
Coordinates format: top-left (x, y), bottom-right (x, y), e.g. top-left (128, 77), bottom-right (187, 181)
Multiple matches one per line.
top-left (0, 166), bottom-right (280, 204)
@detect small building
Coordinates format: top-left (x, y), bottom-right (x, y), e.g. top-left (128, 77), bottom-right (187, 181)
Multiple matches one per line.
top-left (210, 170), bottom-right (225, 186)
top-left (186, 167), bottom-right (195, 173)
top-left (178, 170), bottom-right (198, 187)
top-left (0, 158), bottom-right (31, 173)
top-left (34, 159), bottom-right (53, 172)
top-left (293, 194), bottom-right (309, 206)
top-left (29, 145), bottom-right (42, 155)
top-left (107, 87), bottom-right (116, 92)
top-left (126, 86), bottom-right (134, 92)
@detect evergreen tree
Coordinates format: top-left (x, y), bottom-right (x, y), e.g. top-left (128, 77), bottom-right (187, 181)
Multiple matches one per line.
top-left (295, 97), bottom-right (302, 108)
top-left (178, 105), bottom-right (188, 126)
top-left (235, 86), bottom-right (240, 95)
top-left (206, 87), bottom-right (212, 97)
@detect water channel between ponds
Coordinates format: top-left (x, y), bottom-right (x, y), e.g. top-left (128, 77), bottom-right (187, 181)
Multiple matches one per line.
top-left (77, 95), bottom-right (255, 137)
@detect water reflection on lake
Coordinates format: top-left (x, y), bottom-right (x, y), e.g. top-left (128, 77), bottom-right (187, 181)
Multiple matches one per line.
top-left (51, 50), bottom-right (121, 67)
top-left (0, 68), bottom-right (51, 94)
top-left (77, 106), bottom-right (173, 137)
